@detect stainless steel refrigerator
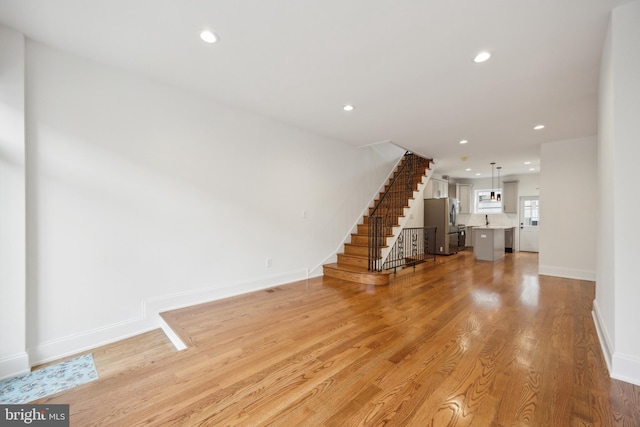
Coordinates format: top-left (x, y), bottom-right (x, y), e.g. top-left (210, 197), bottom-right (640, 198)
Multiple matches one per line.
top-left (424, 197), bottom-right (460, 255)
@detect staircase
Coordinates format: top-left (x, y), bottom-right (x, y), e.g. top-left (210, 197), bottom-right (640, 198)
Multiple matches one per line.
top-left (323, 153), bottom-right (432, 285)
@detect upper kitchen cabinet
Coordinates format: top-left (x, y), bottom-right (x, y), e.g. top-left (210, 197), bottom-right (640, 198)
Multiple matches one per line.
top-left (457, 184), bottom-right (472, 213)
top-left (502, 181), bottom-right (518, 213)
top-left (425, 179), bottom-right (448, 198)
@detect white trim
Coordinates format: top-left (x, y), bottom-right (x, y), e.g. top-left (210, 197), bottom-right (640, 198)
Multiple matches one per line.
top-left (0, 352), bottom-right (30, 381)
top-left (591, 301), bottom-right (640, 386)
top-left (28, 269), bottom-right (309, 365)
top-left (29, 315), bottom-right (159, 365)
top-left (611, 352), bottom-right (640, 386)
top-left (539, 265), bottom-right (596, 281)
top-left (159, 317), bottom-right (187, 351)
top-left (592, 300), bottom-right (613, 372)
top-left (146, 269), bottom-right (308, 315)
top-left (593, 301), bottom-right (640, 387)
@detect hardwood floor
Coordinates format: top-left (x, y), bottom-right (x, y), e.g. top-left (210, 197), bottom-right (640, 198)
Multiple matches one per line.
top-left (34, 251), bottom-right (640, 426)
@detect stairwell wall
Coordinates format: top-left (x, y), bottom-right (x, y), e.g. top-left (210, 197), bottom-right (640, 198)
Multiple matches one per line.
top-left (12, 38), bottom-right (404, 369)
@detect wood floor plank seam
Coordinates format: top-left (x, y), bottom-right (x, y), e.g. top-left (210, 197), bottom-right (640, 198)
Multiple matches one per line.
top-left (31, 251), bottom-right (640, 426)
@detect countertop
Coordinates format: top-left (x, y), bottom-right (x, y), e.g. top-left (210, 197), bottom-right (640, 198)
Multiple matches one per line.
top-left (470, 226), bottom-right (515, 230)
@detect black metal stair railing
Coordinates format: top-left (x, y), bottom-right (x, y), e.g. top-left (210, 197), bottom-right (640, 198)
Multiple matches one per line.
top-left (382, 226), bottom-right (437, 272)
top-left (368, 152), bottom-right (430, 271)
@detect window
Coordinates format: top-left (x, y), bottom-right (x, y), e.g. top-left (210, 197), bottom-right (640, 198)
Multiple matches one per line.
top-left (522, 199), bottom-right (540, 226)
top-left (474, 189), bottom-right (502, 214)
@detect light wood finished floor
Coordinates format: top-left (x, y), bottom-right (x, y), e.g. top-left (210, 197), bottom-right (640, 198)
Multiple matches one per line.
top-left (35, 251), bottom-right (640, 426)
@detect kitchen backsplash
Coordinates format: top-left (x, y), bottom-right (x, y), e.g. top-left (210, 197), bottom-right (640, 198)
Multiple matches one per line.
top-left (458, 213), bottom-right (517, 227)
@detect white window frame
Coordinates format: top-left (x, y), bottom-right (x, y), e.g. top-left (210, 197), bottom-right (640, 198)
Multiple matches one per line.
top-left (474, 188), bottom-right (502, 214)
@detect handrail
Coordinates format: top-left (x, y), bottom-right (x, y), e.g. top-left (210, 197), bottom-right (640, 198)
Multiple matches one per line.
top-left (368, 152), bottom-right (431, 271)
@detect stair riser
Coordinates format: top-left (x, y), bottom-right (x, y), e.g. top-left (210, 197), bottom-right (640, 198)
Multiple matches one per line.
top-left (323, 265), bottom-right (390, 286)
top-left (351, 234), bottom-right (387, 246)
top-left (351, 234), bottom-right (386, 246)
top-left (357, 224), bottom-right (396, 236)
top-left (337, 254), bottom-right (369, 268)
top-left (382, 186), bottom-right (418, 195)
top-left (345, 245), bottom-right (379, 257)
top-left (370, 209), bottom-right (409, 218)
top-left (380, 189), bottom-right (419, 198)
top-left (351, 234), bottom-right (370, 245)
top-left (363, 216), bottom-right (401, 226)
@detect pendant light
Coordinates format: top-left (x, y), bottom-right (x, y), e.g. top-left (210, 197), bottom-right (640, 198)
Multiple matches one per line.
top-left (490, 162), bottom-right (496, 200)
top-left (496, 166), bottom-right (502, 201)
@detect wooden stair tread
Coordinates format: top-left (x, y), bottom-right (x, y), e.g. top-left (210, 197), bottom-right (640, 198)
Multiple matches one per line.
top-left (323, 263), bottom-right (391, 286)
top-left (345, 242), bottom-right (388, 248)
top-left (324, 263), bottom-right (389, 274)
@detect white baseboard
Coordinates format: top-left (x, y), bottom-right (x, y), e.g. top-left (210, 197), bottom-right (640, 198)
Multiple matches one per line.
top-left (28, 269), bottom-right (309, 365)
top-left (538, 265), bottom-right (596, 281)
top-left (592, 300), bottom-right (640, 386)
top-left (145, 269), bottom-right (309, 315)
top-left (308, 268), bottom-right (324, 279)
top-left (0, 352), bottom-right (30, 381)
top-left (159, 317), bottom-right (186, 351)
top-left (29, 315), bottom-right (159, 366)
top-left (612, 353), bottom-right (640, 386)
top-left (592, 300), bottom-right (613, 371)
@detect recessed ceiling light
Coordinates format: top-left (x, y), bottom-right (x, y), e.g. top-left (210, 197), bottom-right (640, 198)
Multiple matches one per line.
top-left (343, 105), bottom-right (355, 111)
top-left (529, 168), bottom-right (535, 171)
top-left (459, 140), bottom-right (468, 144)
top-left (524, 161), bottom-right (531, 165)
top-left (466, 168), bottom-right (471, 171)
top-left (474, 51), bottom-right (492, 63)
top-left (534, 124), bottom-right (545, 130)
top-left (200, 30), bottom-right (218, 44)
top-left (475, 173), bottom-right (481, 176)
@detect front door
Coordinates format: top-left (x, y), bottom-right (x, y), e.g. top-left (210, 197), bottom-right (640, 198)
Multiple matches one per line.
top-left (519, 196), bottom-right (539, 252)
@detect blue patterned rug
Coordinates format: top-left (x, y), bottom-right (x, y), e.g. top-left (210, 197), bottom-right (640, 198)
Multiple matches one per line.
top-left (0, 353), bottom-right (98, 404)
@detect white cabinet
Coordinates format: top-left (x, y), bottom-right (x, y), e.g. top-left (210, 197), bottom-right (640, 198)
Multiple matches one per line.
top-left (425, 180), bottom-right (435, 198)
top-left (439, 181), bottom-right (448, 198)
top-left (502, 181), bottom-right (518, 213)
top-left (456, 184), bottom-right (472, 214)
top-left (425, 179), bottom-right (448, 198)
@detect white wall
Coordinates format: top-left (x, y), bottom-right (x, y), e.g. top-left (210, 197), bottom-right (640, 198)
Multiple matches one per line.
top-left (0, 27), bottom-right (28, 379)
top-left (403, 169), bottom-right (433, 228)
top-left (539, 136), bottom-right (597, 280)
top-left (594, 0), bottom-right (640, 386)
top-left (9, 39), bottom-right (405, 369)
top-left (595, 19), bottom-right (616, 367)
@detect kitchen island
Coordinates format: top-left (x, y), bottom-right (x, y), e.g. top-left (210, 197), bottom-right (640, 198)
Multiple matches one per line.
top-left (473, 227), bottom-right (506, 261)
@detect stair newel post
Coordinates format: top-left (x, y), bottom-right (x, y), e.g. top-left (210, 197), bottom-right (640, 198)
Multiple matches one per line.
top-left (368, 215), bottom-right (379, 271)
top-left (368, 216), bottom-right (372, 271)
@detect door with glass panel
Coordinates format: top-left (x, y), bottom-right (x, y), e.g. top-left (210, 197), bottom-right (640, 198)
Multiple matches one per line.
top-left (519, 196), bottom-right (539, 252)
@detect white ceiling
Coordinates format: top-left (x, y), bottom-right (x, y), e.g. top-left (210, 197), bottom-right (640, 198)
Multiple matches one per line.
top-left (0, 0), bottom-right (630, 178)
